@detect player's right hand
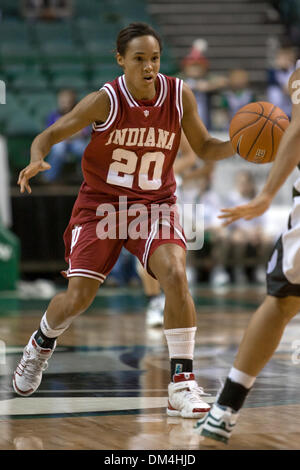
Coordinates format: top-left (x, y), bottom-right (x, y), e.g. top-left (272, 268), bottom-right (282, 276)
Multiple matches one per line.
top-left (218, 193), bottom-right (272, 227)
top-left (17, 161), bottom-right (51, 194)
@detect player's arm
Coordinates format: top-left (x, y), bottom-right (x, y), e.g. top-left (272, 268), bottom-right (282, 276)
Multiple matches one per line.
top-left (181, 82), bottom-right (235, 161)
top-left (18, 90), bottom-right (110, 193)
top-left (219, 68), bottom-right (300, 225)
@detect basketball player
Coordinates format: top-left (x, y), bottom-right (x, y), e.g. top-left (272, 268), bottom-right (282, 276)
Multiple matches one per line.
top-left (195, 60), bottom-right (300, 442)
top-left (14, 23), bottom-right (235, 418)
top-left (143, 131), bottom-right (210, 328)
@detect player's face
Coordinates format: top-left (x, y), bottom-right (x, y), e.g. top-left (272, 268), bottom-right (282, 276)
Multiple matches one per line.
top-left (117, 35), bottom-right (161, 97)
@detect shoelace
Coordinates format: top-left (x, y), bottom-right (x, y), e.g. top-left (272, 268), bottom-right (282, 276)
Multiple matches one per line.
top-left (18, 349), bottom-right (49, 381)
top-left (185, 384), bottom-right (211, 402)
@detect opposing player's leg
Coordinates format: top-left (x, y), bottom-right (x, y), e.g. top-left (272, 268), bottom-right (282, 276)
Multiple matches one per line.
top-left (149, 243), bottom-right (210, 418)
top-left (13, 276), bottom-right (101, 396)
top-left (195, 229), bottom-right (300, 444)
top-left (195, 294), bottom-right (300, 444)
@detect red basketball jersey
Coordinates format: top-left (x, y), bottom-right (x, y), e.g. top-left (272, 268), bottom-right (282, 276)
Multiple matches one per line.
top-left (76, 73), bottom-right (183, 213)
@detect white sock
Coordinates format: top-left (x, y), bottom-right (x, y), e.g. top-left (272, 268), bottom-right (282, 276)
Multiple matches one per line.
top-left (228, 366), bottom-right (256, 389)
top-left (40, 312), bottom-right (70, 338)
top-left (164, 327), bottom-right (196, 360)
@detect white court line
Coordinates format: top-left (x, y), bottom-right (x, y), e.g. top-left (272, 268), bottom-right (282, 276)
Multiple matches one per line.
top-left (0, 395), bottom-right (217, 416)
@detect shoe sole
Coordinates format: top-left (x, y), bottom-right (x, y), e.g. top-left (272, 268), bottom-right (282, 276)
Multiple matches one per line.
top-left (12, 375), bottom-right (35, 397)
top-left (201, 428), bottom-right (228, 445)
top-left (167, 407), bottom-right (208, 418)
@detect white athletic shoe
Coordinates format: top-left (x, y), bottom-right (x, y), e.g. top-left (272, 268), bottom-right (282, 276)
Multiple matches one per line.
top-left (13, 331), bottom-right (56, 396)
top-left (167, 372), bottom-right (211, 418)
top-left (146, 294), bottom-right (164, 327)
top-left (194, 402), bottom-right (239, 444)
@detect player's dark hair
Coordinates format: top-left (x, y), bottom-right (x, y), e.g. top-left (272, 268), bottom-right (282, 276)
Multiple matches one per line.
top-left (116, 22), bottom-right (162, 56)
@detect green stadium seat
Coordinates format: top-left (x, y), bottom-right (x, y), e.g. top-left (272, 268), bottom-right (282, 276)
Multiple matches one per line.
top-left (20, 91), bottom-right (57, 113)
top-left (73, 0), bottom-right (102, 17)
top-left (48, 63), bottom-right (88, 77)
top-left (12, 71), bottom-right (49, 91)
top-left (0, 19), bottom-right (28, 35)
top-left (34, 21), bottom-right (73, 41)
top-left (6, 112), bottom-right (42, 136)
top-left (84, 41), bottom-right (116, 63)
top-left (0, 101), bottom-right (19, 130)
top-left (160, 58), bottom-right (180, 76)
top-left (78, 21), bottom-right (121, 42)
top-left (7, 135), bottom-right (35, 174)
top-left (77, 88), bottom-right (95, 100)
top-left (91, 63), bottom-right (121, 75)
top-left (1, 64), bottom-right (28, 82)
top-left (18, 91), bottom-right (57, 129)
top-left (91, 72), bottom-right (122, 89)
top-left (0, 43), bottom-right (40, 65)
top-left (0, 0), bottom-right (20, 17)
top-left (40, 43), bottom-right (85, 64)
top-left (51, 75), bottom-right (88, 91)
top-left (90, 64), bottom-right (122, 87)
top-left (0, 30), bottom-right (30, 44)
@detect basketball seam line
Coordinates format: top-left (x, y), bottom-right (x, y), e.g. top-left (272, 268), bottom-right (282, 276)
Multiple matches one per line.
top-left (246, 104), bottom-right (276, 160)
top-left (234, 110), bottom-right (288, 132)
top-left (270, 121), bottom-right (275, 163)
top-left (230, 114), bottom-right (263, 141)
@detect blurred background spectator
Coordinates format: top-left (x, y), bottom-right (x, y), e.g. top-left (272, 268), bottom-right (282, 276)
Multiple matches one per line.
top-left (42, 89), bottom-right (89, 183)
top-left (225, 170), bottom-right (274, 283)
top-left (21, 0), bottom-right (73, 20)
top-left (267, 45), bottom-right (296, 117)
top-left (220, 69), bottom-right (256, 127)
top-left (180, 39), bottom-right (228, 129)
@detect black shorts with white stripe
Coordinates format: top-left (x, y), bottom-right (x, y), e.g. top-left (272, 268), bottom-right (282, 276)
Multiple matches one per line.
top-left (267, 235), bottom-right (300, 298)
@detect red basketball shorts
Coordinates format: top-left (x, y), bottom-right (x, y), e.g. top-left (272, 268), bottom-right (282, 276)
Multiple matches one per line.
top-left (62, 202), bottom-right (186, 284)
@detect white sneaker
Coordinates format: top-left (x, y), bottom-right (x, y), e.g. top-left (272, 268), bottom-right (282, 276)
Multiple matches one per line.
top-left (146, 295), bottom-right (164, 327)
top-left (13, 331), bottom-right (56, 396)
top-left (194, 402), bottom-right (239, 444)
top-left (167, 372), bottom-right (211, 418)
top-left (210, 267), bottom-right (230, 287)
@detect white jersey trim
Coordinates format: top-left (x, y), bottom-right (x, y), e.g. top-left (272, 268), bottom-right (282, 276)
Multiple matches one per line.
top-left (66, 259), bottom-right (106, 282)
top-left (119, 75), bottom-right (139, 107)
top-left (155, 74), bottom-right (168, 107)
top-left (282, 195), bottom-right (300, 284)
top-left (175, 78), bottom-right (183, 123)
top-left (142, 218), bottom-right (187, 269)
top-left (67, 272), bottom-right (105, 283)
top-left (93, 83), bottom-right (118, 132)
top-left (142, 219), bottom-right (159, 267)
top-left (118, 73), bottom-right (168, 108)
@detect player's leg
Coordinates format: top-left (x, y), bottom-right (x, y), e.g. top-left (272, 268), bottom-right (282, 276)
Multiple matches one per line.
top-left (37, 276), bottom-right (101, 336)
top-left (195, 294), bottom-right (300, 444)
top-left (148, 243), bottom-right (210, 418)
top-left (234, 294), bottom-right (300, 376)
top-left (13, 276), bottom-right (101, 396)
top-left (149, 243), bottom-right (195, 329)
top-left (137, 262), bottom-right (164, 327)
top-left (196, 230), bottom-right (300, 444)
top-left (13, 216), bottom-right (124, 397)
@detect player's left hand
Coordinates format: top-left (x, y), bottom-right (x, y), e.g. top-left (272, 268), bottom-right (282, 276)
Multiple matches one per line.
top-left (218, 193), bottom-right (272, 227)
top-left (17, 160), bottom-right (51, 194)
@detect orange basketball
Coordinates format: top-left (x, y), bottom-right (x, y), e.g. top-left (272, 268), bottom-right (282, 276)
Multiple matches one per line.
top-left (229, 101), bottom-right (289, 163)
